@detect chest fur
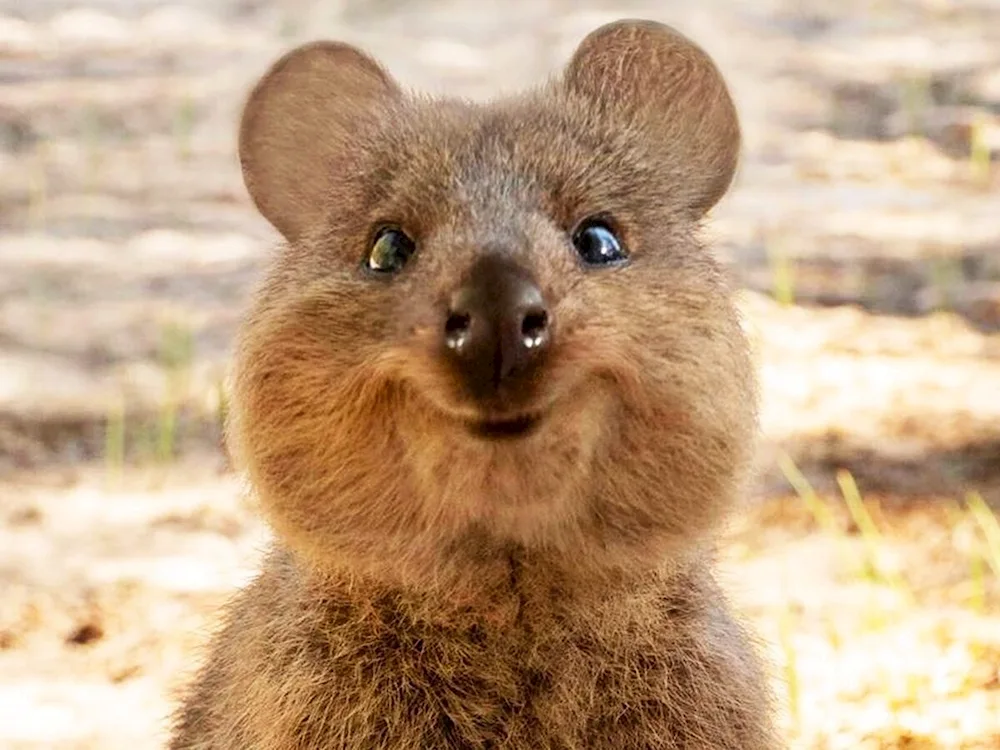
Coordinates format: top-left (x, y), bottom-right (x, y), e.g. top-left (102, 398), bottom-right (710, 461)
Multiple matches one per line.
top-left (257, 601), bottom-right (702, 749)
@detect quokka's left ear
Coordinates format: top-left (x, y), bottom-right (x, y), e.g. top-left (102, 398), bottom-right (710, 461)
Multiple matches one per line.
top-left (563, 19), bottom-right (741, 218)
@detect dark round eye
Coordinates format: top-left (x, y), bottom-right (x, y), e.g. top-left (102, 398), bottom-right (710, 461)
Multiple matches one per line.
top-left (572, 219), bottom-right (628, 267)
top-left (367, 227), bottom-right (415, 274)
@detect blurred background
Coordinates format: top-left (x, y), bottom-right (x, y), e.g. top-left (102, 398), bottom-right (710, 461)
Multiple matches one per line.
top-left (1, 1), bottom-right (999, 748)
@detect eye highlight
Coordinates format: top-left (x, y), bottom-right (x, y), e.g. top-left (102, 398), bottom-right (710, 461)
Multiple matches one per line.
top-left (572, 218), bottom-right (628, 267)
top-left (366, 227), bottom-right (415, 274)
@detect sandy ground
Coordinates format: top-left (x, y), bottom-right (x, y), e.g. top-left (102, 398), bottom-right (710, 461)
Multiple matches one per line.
top-left (2, 0), bottom-right (1000, 748)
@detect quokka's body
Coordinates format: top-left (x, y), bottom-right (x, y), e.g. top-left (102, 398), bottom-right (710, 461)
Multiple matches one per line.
top-left (170, 18), bottom-right (780, 750)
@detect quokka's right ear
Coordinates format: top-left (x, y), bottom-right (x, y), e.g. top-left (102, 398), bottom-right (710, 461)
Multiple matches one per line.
top-left (238, 42), bottom-right (400, 242)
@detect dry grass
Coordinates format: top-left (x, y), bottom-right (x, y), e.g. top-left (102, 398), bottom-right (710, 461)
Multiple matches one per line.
top-left (729, 472), bottom-right (1000, 749)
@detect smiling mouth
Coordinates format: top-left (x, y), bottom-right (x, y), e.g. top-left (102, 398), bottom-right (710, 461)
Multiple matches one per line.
top-left (465, 411), bottom-right (544, 440)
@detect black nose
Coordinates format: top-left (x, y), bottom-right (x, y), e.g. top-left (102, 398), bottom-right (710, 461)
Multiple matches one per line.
top-left (444, 256), bottom-right (551, 399)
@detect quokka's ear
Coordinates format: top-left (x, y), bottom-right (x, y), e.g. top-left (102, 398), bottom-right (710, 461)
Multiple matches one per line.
top-left (563, 20), bottom-right (740, 218)
top-left (238, 42), bottom-right (400, 242)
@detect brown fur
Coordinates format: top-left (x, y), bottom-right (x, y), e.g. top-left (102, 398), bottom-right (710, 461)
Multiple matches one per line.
top-left (170, 19), bottom-right (780, 749)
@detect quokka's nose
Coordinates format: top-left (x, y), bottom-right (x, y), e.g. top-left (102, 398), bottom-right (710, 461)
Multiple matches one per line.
top-left (443, 256), bottom-right (551, 399)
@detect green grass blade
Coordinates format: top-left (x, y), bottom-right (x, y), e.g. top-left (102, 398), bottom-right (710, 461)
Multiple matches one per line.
top-left (777, 452), bottom-right (838, 534)
top-left (967, 491), bottom-right (1000, 578)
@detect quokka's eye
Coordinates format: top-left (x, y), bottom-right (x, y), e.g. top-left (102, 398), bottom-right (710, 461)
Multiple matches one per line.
top-left (572, 218), bottom-right (628, 267)
top-left (367, 227), bottom-right (416, 274)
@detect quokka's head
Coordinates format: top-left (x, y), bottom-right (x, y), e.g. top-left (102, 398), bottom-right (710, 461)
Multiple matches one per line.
top-left (230, 20), bottom-right (758, 585)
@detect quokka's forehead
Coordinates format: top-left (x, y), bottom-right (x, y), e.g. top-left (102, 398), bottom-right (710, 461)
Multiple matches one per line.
top-left (364, 97), bottom-right (662, 223)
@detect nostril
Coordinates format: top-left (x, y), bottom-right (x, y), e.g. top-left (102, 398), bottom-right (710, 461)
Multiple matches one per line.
top-left (446, 311), bottom-right (471, 335)
top-left (444, 311), bottom-right (472, 351)
top-left (521, 309), bottom-right (549, 348)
